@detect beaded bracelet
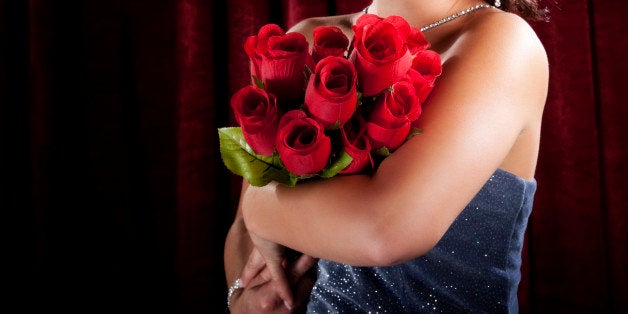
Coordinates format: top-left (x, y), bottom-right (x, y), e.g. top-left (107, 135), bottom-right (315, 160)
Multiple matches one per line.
top-left (227, 278), bottom-right (242, 310)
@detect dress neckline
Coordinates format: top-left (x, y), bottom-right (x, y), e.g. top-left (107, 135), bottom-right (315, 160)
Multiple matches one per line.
top-left (495, 168), bottom-right (536, 184)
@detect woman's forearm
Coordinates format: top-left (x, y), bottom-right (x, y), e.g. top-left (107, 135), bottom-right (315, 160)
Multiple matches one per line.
top-left (224, 181), bottom-right (254, 287)
top-left (241, 161), bottom-right (445, 267)
top-left (243, 175), bottom-right (378, 265)
top-left (224, 215), bottom-right (253, 287)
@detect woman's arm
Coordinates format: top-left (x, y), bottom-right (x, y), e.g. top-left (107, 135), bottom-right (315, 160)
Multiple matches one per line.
top-left (224, 181), bottom-right (318, 311)
top-left (243, 13), bottom-right (548, 267)
top-left (224, 181), bottom-right (253, 288)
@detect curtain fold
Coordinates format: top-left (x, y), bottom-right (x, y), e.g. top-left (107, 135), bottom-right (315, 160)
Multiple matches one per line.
top-left (176, 0), bottom-right (233, 311)
top-left (6, 0), bottom-right (180, 311)
top-left (1, 0), bottom-right (625, 312)
top-left (590, 2), bottom-right (628, 311)
top-left (529, 1), bottom-right (609, 311)
top-left (527, 1), bottom-right (628, 311)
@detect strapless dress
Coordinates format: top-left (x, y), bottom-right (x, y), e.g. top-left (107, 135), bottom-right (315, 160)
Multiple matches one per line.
top-left (307, 168), bottom-right (537, 313)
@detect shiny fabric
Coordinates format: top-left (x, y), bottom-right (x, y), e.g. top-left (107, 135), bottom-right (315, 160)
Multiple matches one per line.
top-left (308, 169), bottom-right (536, 313)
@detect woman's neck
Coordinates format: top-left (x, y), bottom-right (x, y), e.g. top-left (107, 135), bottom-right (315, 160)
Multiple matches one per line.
top-left (367, 0), bottom-right (486, 30)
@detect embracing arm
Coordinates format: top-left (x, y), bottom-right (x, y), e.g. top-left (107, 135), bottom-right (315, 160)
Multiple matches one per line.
top-left (224, 181), bottom-right (254, 287)
top-left (244, 14), bottom-right (548, 267)
top-left (225, 181), bottom-right (319, 312)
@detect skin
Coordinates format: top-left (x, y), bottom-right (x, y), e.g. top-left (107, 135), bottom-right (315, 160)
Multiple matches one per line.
top-left (224, 184), bottom-right (318, 312)
top-left (225, 0), bottom-right (549, 311)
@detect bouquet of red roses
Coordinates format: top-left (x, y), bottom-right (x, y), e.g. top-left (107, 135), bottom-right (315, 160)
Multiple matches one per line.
top-left (219, 14), bottom-right (442, 187)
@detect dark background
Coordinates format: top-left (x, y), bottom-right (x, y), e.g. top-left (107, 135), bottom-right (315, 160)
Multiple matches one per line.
top-left (1, 0), bottom-right (626, 312)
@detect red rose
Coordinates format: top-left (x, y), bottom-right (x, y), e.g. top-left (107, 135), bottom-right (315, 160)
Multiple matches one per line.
top-left (410, 49), bottom-right (442, 85)
top-left (261, 32), bottom-right (314, 104)
top-left (311, 26), bottom-right (350, 64)
top-left (230, 86), bottom-right (281, 156)
top-left (404, 69), bottom-right (434, 104)
top-left (350, 14), bottom-right (413, 97)
top-left (304, 56), bottom-right (357, 129)
top-left (244, 24), bottom-right (285, 83)
top-left (365, 81), bottom-right (420, 150)
top-left (354, 14), bottom-right (411, 38)
top-left (244, 24), bottom-right (314, 105)
top-left (276, 110), bottom-right (332, 176)
top-left (340, 117), bottom-right (373, 175)
top-left (406, 27), bottom-right (430, 56)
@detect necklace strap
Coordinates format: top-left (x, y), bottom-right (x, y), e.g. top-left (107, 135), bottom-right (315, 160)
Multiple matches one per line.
top-left (420, 4), bottom-right (494, 32)
top-left (361, 4), bottom-right (495, 32)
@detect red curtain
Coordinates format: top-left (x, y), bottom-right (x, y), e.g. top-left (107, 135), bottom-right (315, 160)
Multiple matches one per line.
top-left (1, 0), bottom-right (625, 312)
top-left (524, 1), bottom-right (628, 312)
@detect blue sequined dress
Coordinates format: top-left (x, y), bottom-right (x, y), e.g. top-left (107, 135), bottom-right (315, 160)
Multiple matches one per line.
top-left (306, 168), bottom-right (537, 313)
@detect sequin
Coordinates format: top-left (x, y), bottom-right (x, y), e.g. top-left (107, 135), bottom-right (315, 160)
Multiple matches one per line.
top-left (307, 169), bottom-right (536, 313)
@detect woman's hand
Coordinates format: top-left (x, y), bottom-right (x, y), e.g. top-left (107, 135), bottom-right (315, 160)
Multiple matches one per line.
top-left (232, 246), bottom-right (318, 313)
top-left (241, 233), bottom-right (298, 309)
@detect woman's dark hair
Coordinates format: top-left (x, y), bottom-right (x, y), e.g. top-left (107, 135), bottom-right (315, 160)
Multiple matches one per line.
top-left (489, 0), bottom-right (549, 21)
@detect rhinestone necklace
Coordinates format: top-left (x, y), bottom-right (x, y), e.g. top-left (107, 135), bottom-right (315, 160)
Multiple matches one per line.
top-left (362, 4), bottom-right (494, 32)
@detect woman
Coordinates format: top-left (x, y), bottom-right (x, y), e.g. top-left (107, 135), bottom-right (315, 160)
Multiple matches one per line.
top-left (225, 0), bottom-right (549, 312)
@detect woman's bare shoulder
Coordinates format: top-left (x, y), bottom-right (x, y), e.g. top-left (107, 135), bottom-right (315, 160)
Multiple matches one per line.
top-left (448, 10), bottom-right (549, 107)
top-left (288, 13), bottom-right (359, 45)
top-left (461, 10), bottom-right (548, 66)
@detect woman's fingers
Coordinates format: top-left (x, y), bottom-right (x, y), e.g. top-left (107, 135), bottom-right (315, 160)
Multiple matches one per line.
top-left (235, 253), bottom-right (318, 312)
top-left (240, 248), bottom-right (267, 288)
top-left (245, 234), bottom-right (317, 310)
top-left (248, 233), bottom-right (296, 309)
top-left (288, 254), bottom-right (318, 311)
top-left (288, 254), bottom-right (317, 285)
top-left (248, 265), bottom-right (273, 288)
top-left (231, 282), bottom-right (290, 314)
top-left (264, 256), bottom-right (295, 310)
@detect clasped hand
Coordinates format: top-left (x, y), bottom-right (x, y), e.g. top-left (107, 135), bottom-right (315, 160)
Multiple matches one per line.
top-left (232, 233), bottom-right (317, 313)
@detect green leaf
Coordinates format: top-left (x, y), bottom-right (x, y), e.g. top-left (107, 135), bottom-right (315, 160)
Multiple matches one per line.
top-left (407, 127), bottom-right (423, 140)
top-left (218, 127), bottom-right (295, 187)
top-left (374, 146), bottom-right (391, 156)
top-left (304, 64), bottom-right (313, 79)
top-left (320, 150), bottom-right (353, 178)
top-left (303, 64), bottom-right (313, 91)
top-left (327, 120), bottom-right (341, 130)
top-left (252, 75), bottom-right (265, 90)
